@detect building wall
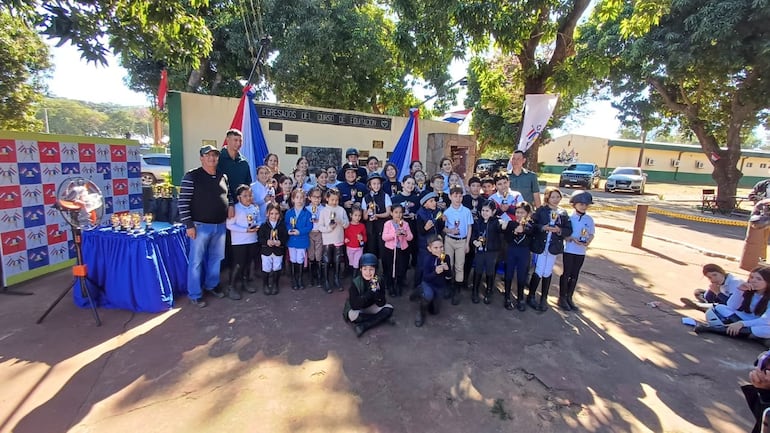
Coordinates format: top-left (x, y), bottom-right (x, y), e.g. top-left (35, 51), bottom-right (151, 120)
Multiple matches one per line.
top-left (167, 91), bottom-right (463, 183)
top-left (541, 134), bottom-right (770, 187)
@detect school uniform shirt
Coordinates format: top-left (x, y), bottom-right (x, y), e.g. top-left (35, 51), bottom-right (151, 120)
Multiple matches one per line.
top-left (226, 202), bottom-right (259, 245)
top-left (257, 220), bottom-right (289, 256)
top-left (361, 191), bottom-right (392, 216)
top-left (442, 205), bottom-right (474, 240)
top-left (489, 190), bottom-right (524, 222)
top-left (564, 211), bottom-right (595, 256)
top-left (723, 290), bottom-right (770, 328)
top-left (285, 207), bottom-right (313, 249)
top-left (318, 205), bottom-right (350, 245)
top-left (337, 181), bottom-right (368, 207)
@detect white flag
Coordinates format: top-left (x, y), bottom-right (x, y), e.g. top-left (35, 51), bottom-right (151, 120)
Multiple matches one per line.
top-left (517, 94), bottom-right (559, 152)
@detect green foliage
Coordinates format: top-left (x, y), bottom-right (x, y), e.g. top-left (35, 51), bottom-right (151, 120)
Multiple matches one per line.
top-left (391, 0), bottom-right (593, 165)
top-left (0, 10), bottom-right (51, 131)
top-left (36, 97), bottom-right (162, 138)
top-left (581, 0), bottom-right (770, 202)
top-left (1, 0), bottom-right (213, 69)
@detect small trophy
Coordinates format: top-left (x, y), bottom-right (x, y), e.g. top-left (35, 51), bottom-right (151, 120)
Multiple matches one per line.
top-left (371, 275), bottom-right (380, 291)
top-left (330, 212), bottom-right (336, 225)
top-left (351, 189), bottom-right (358, 200)
top-left (143, 213), bottom-right (154, 231)
top-left (311, 205), bottom-right (318, 222)
top-left (391, 185), bottom-right (397, 195)
top-left (435, 210), bottom-right (443, 221)
top-left (357, 233), bottom-right (364, 247)
top-left (267, 186), bottom-right (275, 200)
top-left (439, 253), bottom-right (446, 263)
top-left (579, 227), bottom-right (588, 243)
top-left (131, 213), bottom-right (142, 232)
top-left (478, 235), bottom-right (486, 251)
top-left (120, 213), bottom-right (131, 231)
top-left (549, 210), bottom-right (558, 226)
top-left (367, 202), bottom-right (376, 220)
top-left (110, 214), bottom-right (120, 231)
top-left (290, 217), bottom-right (296, 230)
top-left (271, 229), bottom-right (277, 240)
top-left (454, 220), bottom-right (460, 229)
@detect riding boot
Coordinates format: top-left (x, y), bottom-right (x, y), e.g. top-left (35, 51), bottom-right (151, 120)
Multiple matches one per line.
top-left (483, 275), bottom-right (494, 305)
top-left (415, 298), bottom-right (428, 327)
top-left (694, 324), bottom-right (752, 338)
top-left (262, 271), bottom-right (271, 295)
top-left (227, 264), bottom-right (242, 300)
top-left (515, 278), bottom-right (526, 311)
top-left (503, 278), bottom-right (514, 310)
top-left (566, 279), bottom-right (579, 311)
top-left (316, 261), bottom-right (324, 288)
top-left (451, 282), bottom-right (461, 305)
top-left (538, 276), bottom-right (552, 312)
top-left (395, 276), bottom-right (405, 297)
top-left (321, 262), bottom-right (332, 293)
top-left (290, 263), bottom-right (299, 290)
top-left (297, 263), bottom-right (305, 289)
top-left (471, 273), bottom-right (482, 304)
top-left (557, 274), bottom-right (571, 311)
top-left (271, 270), bottom-right (280, 295)
top-left (309, 261), bottom-right (318, 287)
top-left (354, 307), bottom-right (394, 337)
top-left (334, 257), bottom-right (344, 291)
top-left (527, 273), bottom-right (541, 309)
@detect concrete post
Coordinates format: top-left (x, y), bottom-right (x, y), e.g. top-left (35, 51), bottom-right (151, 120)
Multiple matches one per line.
top-left (631, 204), bottom-right (648, 248)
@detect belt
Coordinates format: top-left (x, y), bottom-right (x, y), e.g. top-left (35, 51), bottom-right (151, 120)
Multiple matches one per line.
top-left (447, 236), bottom-right (467, 241)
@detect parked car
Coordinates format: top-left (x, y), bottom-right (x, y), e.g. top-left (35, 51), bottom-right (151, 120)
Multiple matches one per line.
top-left (605, 166), bottom-right (647, 194)
top-left (473, 158), bottom-right (509, 177)
top-left (558, 163), bottom-right (601, 190)
top-left (141, 153), bottom-right (171, 185)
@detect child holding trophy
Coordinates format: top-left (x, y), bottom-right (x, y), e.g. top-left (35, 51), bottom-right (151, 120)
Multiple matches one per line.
top-left (318, 188), bottom-right (350, 293)
top-left (470, 200), bottom-right (507, 306)
top-left (559, 191), bottom-right (595, 311)
top-left (285, 188), bottom-right (313, 290)
top-left (415, 234), bottom-right (452, 327)
top-left (529, 187), bottom-right (572, 312)
top-left (257, 203), bottom-right (289, 295)
top-left (381, 203), bottom-right (414, 297)
top-left (225, 184), bottom-right (260, 300)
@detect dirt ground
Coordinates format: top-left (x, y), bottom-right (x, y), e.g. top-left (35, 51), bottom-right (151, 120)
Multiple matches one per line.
top-left (0, 181), bottom-right (764, 433)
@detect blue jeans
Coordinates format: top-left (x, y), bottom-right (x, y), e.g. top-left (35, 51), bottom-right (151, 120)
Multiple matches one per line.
top-left (187, 222), bottom-right (226, 300)
top-left (421, 281), bottom-right (445, 302)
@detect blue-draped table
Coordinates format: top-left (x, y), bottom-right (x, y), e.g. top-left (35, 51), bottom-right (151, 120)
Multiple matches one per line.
top-left (74, 223), bottom-right (189, 313)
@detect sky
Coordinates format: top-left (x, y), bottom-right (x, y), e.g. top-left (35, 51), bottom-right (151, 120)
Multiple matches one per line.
top-left (45, 44), bottom-right (622, 139)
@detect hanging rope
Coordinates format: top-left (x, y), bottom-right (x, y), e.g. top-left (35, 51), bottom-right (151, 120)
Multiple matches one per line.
top-left (237, 0), bottom-right (256, 57)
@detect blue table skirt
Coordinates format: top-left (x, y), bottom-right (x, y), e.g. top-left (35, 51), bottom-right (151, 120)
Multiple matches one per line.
top-left (74, 223), bottom-right (189, 313)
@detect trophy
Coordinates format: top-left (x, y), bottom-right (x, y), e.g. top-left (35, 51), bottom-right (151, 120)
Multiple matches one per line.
top-left (477, 235), bottom-right (486, 251)
top-left (391, 184), bottom-right (397, 195)
top-left (454, 220), bottom-right (459, 229)
top-left (371, 275), bottom-right (380, 291)
top-left (267, 186), bottom-right (275, 200)
top-left (311, 205), bottom-right (318, 222)
top-left (131, 213), bottom-right (142, 232)
top-left (579, 227), bottom-right (588, 243)
top-left (367, 201), bottom-right (376, 220)
top-left (247, 213), bottom-right (255, 229)
top-left (120, 213), bottom-right (131, 231)
top-left (351, 189), bottom-right (358, 202)
top-left (435, 210), bottom-right (443, 221)
top-left (290, 217), bottom-right (296, 230)
top-left (330, 212), bottom-right (336, 225)
top-left (143, 213), bottom-right (154, 231)
top-left (357, 233), bottom-right (364, 247)
top-left (549, 210), bottom-right (558, 226)
top-left (111, 213), bottom-right (121, 231)
top-left (439, 253), bottom-right (446, 263)
top-left (271, 229), bottom-right (278, 240)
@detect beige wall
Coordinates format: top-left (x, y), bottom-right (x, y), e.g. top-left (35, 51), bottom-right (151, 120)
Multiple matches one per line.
top-left (177, 92), bottom-right (462, 174)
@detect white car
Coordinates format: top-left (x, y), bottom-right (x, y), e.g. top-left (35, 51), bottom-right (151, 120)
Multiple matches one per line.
top-left (605, 166), bottom-right (646, 194)
top-left (141, 153), bottom-right (171, 185)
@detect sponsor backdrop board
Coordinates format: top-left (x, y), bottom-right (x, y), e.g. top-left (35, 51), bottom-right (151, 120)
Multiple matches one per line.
top-left (0, 131), bottom-right (142, 286)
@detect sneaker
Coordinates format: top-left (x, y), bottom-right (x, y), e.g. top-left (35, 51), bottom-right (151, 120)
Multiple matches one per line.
top-left (207, 287), bottom-right (226, 299)
top-left (190, 298), bottom-right (208, 308)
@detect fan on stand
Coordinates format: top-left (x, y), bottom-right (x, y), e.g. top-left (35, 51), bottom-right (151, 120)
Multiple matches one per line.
top-left (37, 177), bottom-right (104, 326)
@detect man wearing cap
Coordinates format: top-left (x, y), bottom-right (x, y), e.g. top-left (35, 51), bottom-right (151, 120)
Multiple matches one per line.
top-left (508, 150), bottom-right (542, 207)
top-left (341, 148), bottom-right (368, 183)
top-left (337, 164), bottom-right (367, 216)
top-left (179, 145), bottom-right (232, 308)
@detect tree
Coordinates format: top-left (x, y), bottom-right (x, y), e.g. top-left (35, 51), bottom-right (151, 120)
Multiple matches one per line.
top-left (0, 11), bottom-right (51, 131)
top-left (1, 0), bottom-right (213, 69)
top-left (580, 0), bottom-right (770, 209)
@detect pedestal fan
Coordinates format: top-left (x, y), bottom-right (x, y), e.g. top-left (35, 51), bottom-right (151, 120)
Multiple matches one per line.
top-left (37, 177), bottom-right (104, 326)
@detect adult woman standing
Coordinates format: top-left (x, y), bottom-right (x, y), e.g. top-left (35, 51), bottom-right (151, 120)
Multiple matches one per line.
top-left (741, 199), bottom-right (770, 271)
top-left (265, 153), bottom-right (283, 180)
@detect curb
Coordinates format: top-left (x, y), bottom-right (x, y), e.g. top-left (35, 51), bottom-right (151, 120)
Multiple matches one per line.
top-left (595, 222), bottom-right (740, 262)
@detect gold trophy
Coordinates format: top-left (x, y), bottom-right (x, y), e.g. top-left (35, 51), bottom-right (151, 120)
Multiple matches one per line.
top-left (311, 205), bottom-right (318, 222)
top-left (367, 202), bottom-right (376, 220)
top-left (271, 229), bottom-right (277, 240)
top-left (579, 227), bottom-right (588, 243)
top-left (131, 213), bottom-right (142, 231)
top-left (120, 213), bottom-right (131, 231)
top-left (330, 211), bottom-right (336, 225)
top-left (371, 275), bottom-right (380, 291)
top-left (549, 210), bottom-right (558, 226)
top-left (143, 213), bottom-right (154, 231)
top-left (435, 210), bottom-right (443, 220)
top-left (290, 217), bottom-right (296, 230)
top-left (247, 213), bottom-right (254, 229)
top-left (111, 213), bottom-right (121, 231)
top-left (477, 235), bottom-right (486, 250)
top-left (439, 253), bottom-right (446, 264)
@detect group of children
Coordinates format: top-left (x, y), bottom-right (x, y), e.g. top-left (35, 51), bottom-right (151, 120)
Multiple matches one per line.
top-left (222, 161), bottom-right (598, 335)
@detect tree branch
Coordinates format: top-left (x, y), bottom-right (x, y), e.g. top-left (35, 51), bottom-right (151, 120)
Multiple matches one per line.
top-left (547, 0), bottom-right (591, 74)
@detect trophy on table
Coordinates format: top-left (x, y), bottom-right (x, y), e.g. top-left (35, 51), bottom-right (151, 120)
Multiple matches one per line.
top-left (143, 213), bottom-right (154, 231)
top-left (120, 213), bottom-right (132, 231)
top-left (111, 213), bottom-right (121, 231)
top-left (131, 213), bottom-right (142, 232)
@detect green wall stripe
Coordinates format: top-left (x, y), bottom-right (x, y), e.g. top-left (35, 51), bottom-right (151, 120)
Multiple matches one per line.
top-left (6, 259), bottom-right (75, 286)
top-left (167, 91), bottom-right (185, 185)
top-left (542, 165), bottom-right (764, 188)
